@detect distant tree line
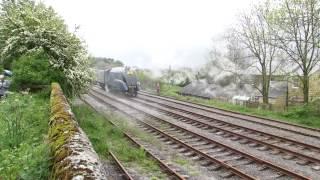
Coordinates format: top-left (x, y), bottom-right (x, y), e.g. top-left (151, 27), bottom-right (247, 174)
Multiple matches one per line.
top-left (89, 57), bottom-right (124, 69)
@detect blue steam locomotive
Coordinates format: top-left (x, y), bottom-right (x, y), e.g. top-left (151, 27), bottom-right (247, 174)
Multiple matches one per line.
top-left (96, 67), bottom-right (139, 96)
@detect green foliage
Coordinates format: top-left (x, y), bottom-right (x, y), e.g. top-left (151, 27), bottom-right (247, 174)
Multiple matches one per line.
top-left (283, 99), bottom-right (320, 119)
top-left (0, 93), bottom-right (51, 179)
top-left (135, 69), bottom-right (159, 90)
top-left (72, 104), bottom-right (166, 178)
top-left (11, 51), bottom-right (64, 91)
top-left (0, 143), bottom-right (50, 180)
top-left (178, 77), bottom-right (191, 87)
top-left (1, 99), bottom-right (25, 148)
top-left (160, 67), bottom-right (195, 86)
top-left (0, 0), bottom-right (92, 96)
top-left (159, 83), bottom-right (182, 97)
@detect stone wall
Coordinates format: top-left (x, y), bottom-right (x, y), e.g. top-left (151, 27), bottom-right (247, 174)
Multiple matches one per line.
top-left (49, 83), bottom-right (107, 180)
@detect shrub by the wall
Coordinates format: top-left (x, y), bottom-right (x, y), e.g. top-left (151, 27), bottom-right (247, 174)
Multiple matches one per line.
top-left (11, 51), bottom-right (64, 91)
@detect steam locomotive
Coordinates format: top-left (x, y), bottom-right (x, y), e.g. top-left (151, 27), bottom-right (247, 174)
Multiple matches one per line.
top-left (96, 67), bottom-right (139, 96)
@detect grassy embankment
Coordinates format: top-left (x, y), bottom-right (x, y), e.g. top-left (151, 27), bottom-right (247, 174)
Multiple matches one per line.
top-left (0, 91), bottom-right (51, 179)
top-left (159, 84), bottom-right (320, 129)
top-left (72, 103), bottom-right (166, 179)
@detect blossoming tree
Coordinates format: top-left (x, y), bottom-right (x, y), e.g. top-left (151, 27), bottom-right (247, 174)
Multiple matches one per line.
top-left (0, 0), bottom-right (92, 96)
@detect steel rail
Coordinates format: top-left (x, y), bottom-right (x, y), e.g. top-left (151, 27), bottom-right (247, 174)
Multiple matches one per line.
top-left (80, 96), bottom-right (187, 180)
top-left (123, 133), bottom-right (187, 180)
top-left (131, 97), bottom-right (320, 166)
top-left (138, 91), bottom-right (320, 138)
top-left (89, 92), bottom-right (256, 180)
top-left (136, 94), bottom-right (320, 151)
top-left (109, 150), bottom-right (134, 180)
top-left (89, 89), bottom-right (311, 180)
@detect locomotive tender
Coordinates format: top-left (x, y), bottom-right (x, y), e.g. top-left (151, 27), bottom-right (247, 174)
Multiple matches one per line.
top-left (96, 67), bottom-right (139, 96)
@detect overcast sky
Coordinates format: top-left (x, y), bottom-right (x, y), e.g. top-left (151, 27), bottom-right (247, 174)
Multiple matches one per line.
top-left (43, 0), bottom-right (255, 69)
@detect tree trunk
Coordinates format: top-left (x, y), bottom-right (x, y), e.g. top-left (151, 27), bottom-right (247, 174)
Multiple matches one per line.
top-left (262, 84), bottom-right (269, 104)
top-left (261, 68), bottom-right (269, 104)
top-left (263, 92), bottom-right (269, 104)
top-left (302, 73), bottom-right (309, 104)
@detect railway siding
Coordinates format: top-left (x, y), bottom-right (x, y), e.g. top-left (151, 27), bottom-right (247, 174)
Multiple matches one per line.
top-left (139, 91), bottom-right (320, 138)
top-left (137, 93), bottom-right (320, 146)
top-left (49, 83), bottom-right (107, 179)
top-left (81, 94), bottom-right (192, 179)
top-left (90, 88), bottom-right (315, 179)
top-left (132, 98), bottom-right (320, 163)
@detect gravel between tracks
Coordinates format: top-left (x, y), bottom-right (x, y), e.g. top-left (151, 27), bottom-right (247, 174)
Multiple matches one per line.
top-left (139, 92), bottom-right (320, 139)
top-left (132, 98), bottom-right (320, 160)
top-left (95, 91), bottom-right (320, 179)
top-left (74, 97), bottom-right (163, 180)
top-left (138, 94), bottom-right (320, 147)
top-left (82, 94), bottom-right (223, 180)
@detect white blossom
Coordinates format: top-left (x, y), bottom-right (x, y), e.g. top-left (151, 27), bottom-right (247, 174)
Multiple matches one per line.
top-left (0, 0), bottom-right (93, 96)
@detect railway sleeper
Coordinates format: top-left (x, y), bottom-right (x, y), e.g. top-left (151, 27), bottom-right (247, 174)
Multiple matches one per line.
top-left (248, 142), bottom-right (260, 147)
top-left (197, 145), bottom-right (217, 151)
top-left (183, 151), bottom-right (197, 157)
top-left (91, 90), bottom-right (312, 180)
top-left (312, 165), bottom-right (320, 171)
top-left (188, 141), bottom-right (210, 147)
top-left (199, 160), bottom-right (214, 167)
top-left (223, 156), bottom-right (245, 162)
top-left (282, 154), bottom-right (297, 160)
top-left (257, 146), bottom-right (270, 151)
top-left (207, 165), bottom-right (222, 171)
top-left (190, 155), bottom-right (202, 161)
top-left (211, 152), bottom-right (235, 159)
top-left (219, 171), bottom-right (235, 178)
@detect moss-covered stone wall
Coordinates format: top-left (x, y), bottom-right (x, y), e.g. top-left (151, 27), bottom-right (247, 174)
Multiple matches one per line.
top-left (49, 83), bottom-right (107, 179)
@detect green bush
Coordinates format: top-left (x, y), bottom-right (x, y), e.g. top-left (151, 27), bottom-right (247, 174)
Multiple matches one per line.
top-left (11, 52), bottom-right (64, 91)
top-left (0, 93), bottom-right (51, 179)
top-left (0, 0), bottom-right (92, 97)
top-left (0, 143), bottom-right (50, 180)
top-left (178, 77), bottom-right (191, 87)
top-left (135, 70), bottom-right (159, 90)
top-left (0, 65), bottom-right (3, 74)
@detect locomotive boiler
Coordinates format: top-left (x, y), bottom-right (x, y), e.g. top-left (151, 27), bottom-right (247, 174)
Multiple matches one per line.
top-left (96, 67), bottom-right (139, 96)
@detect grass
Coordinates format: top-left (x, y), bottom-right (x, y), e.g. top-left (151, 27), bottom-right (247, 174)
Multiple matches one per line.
top-left (158, 84), bottom-right (320, 129)
top-left (116, 118), bottom-right (164, 150)
top-left (72, 103), bottom-right (166, 179)
top-left (172, 155), bottom-right (199, 176)
top-left (0, 91), bottom-right (51, 180)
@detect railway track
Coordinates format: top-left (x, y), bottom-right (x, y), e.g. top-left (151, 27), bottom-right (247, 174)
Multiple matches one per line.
top-left (81, 96), bottom-right (187, 180)
top-left (109, 150), bottom-right (134, 180)
top-left (138, 91), bottom-right (320, 139)
top-left (89, 89), bottom-right (312, 179)
top-left (130, 96), bottom-right (320, 171)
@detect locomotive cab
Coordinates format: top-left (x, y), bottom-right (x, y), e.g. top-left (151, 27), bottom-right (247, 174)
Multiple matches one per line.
top-left (125, 74), bottom-right (139, 96)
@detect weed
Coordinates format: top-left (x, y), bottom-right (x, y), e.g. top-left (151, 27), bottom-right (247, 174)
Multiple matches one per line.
top-left (72, 104), bottom-right (167, 179)
top-left (0, 93), bottom-right (50, 179)
top-left (172, 155), bottom-right (199, 176)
